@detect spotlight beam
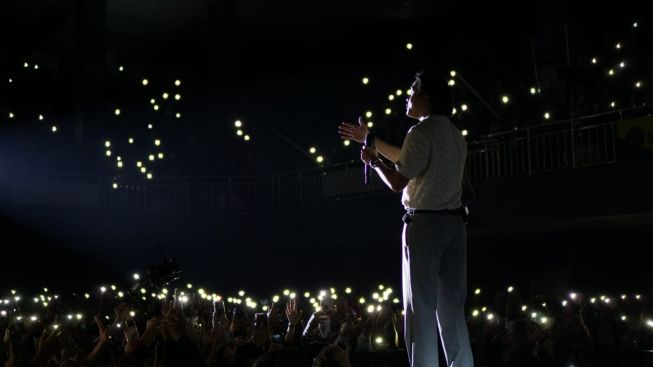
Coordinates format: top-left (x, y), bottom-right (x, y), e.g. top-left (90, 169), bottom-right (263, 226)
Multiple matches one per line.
top-left (269, 128), bottom-right (317, 163)
top-left (455, 73), bottom-right (519, 126)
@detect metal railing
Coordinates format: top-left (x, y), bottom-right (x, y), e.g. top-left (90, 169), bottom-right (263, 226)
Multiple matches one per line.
top-left (466, 116), bottom-right (620, 183)
top-left (1, 107), bottom-right (650, 211)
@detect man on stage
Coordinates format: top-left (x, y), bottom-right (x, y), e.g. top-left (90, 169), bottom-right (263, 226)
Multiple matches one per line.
top-left (339, 71), bottom-right (473, 367)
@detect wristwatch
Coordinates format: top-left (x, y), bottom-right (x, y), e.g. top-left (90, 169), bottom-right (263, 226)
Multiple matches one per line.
top-left (365, 133), bottom-right (376, 147)
top-left (370, 158), bottom-right (383, 168)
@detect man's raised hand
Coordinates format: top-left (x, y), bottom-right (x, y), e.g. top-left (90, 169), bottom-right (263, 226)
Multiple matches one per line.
top-left (339, 116), bottom-right (369, 144)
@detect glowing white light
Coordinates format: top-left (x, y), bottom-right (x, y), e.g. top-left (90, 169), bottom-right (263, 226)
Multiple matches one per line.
top-left (114, 108), bottom-right (121, 116)
top-left (522, 305), bottom-right (528, 311)
top-left (372, 293), bottom-right (380, 300)
top-left (158, 153), bottom-right (164, 159)
top-left (149, 154), bottom-right (155, 161)
top-left (105, 150), bottom-right (112, 157)
top-left (316, 156), bottom-right (324, 164)
top-left (244, 135), bottom-right (250, 141)
top-left (388, 94), bottom-right (395, 101)
top-left (591, 57), bottom-right (597, 64)
top-left (636, 294), bottom-right (641, 300)
top-left (367, 122), bottom-right (374, 128)
top-left (84, 293), bottom-right (90, 299)
top-left (540, 317), bottom-right (548, 324)
top-left (461, 104), bottom-right (468, 111)
top-left (395, 89), bottom-right (403, 96)
top-left (136, 161), bottom-right (143, 168)
top-left (474, 288), bottom-right (481, 295)
top-left (448, 79), bottom-right (456, 87)
top-left (531, 312), bottom-right (537, 318)
top-left (148, 124), bottom-right (153, 130)
top-left (119, 66), bottom-right (124, 71)
top-left (153, 105), bottom-right (160, 111)
top-left (450, 70), bottom-right (457, 77)
top-left (272, 295), bottom-right (280, 303)
top-left (452, 108), bottom-right (457, 115)
top-left (610, 101), bottom-right (616, 108)
top-left (462, 130), bottom-right (468, 137)
top-left (590, 298), bottom-right (596, 303)
top-left (619, 61), bottom-right (626, 68)
top-left (365, 111), bottom-right (373, 118)
top-left (9, 112), bottom-right (14, 118)
top-left (367, 305), bottom-right (375, 313)
top-left (502, 96), bottom-right (510, 104)
top-left (621, 315), bottom-right (627, 321)
top-left (507, 286), bottom-right (514, 293)
top-left (385, 108), bottom-right (392, 115)
top-left (530, 87), bottom-right (537, 95)
top-left (175, 80), bottom-right (182, 86)
top-left (633, 22), bottom-right (638, 28)
top-left (362, 77), bottom-right (369, 85)
top-left (359, 297), bottom-right (365, 304)
top-left (647, 320), bottom-right (653, 328)
top-left (562, 300), bottom-right (568, 306)
top-left (544, 112), bottom-right (551, 120)
top-left (34, 64), bottom-right (39, 70)
top-left (616, 43), bottom-right (621, 49)
top-left (635, 81), bottom-right (641, 88)
top-left (176, 113), bottom-right (181, 119)
top-left (175, 94), bottom-right (181, 101)
top-left (118, 291), bottom-right (124, 298)
top-left (142, 79), bottom-right (149, 86)
top-left (154, 139), bottom-right (161, 146)
top-left (140, 167), bottom-right (147, 173)
top-left (406, 43), bottom-right (413, 50)
top-left (570, 292), bottom-right (577, 300)
top-left (343, 140), bottom-right (351, 146)
top-left (472, 310), bottom-right (479, 317)
top-left (487, 313), bottom-right (494, 320)
top-left (51, 126), bottom-right (58, 133)
top-left (38, 114), bottom-right (44, 120)
top-left (162, 92), bottom-right (169, 100)
top-left (24, 62), bottom-right (29, 68)
top-left (235, 120), bottom-right (243, 128)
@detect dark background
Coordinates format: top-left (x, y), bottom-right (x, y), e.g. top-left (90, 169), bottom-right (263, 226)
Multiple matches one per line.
top-left (0, 0), bottom-right (652, 298)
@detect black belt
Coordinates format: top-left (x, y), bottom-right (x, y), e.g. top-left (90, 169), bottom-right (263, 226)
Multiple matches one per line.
top-left (403, 207), bottom-right (468, 224)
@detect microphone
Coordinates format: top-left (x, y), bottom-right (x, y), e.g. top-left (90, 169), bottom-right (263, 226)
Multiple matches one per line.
top-left (364, 133), bottom-right (376, 185)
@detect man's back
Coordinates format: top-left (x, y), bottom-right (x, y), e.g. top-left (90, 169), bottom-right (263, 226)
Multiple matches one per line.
top-left (397, 115), bottom-right (467, 210)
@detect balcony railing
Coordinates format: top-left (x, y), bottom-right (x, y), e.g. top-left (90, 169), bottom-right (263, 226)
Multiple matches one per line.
top-left (1, 107), bottom-right (650, 211)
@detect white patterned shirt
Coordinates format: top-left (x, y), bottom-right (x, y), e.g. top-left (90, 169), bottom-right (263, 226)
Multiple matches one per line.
top-left (395, 115), bottom-right (467, 210)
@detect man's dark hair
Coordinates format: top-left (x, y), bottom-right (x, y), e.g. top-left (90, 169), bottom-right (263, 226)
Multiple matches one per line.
top-left (414, 71), bottom-right (453, 116)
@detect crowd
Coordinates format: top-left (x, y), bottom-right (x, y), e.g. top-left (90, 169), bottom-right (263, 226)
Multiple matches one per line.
top-left (2, 277), bottom-right (653, 367)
